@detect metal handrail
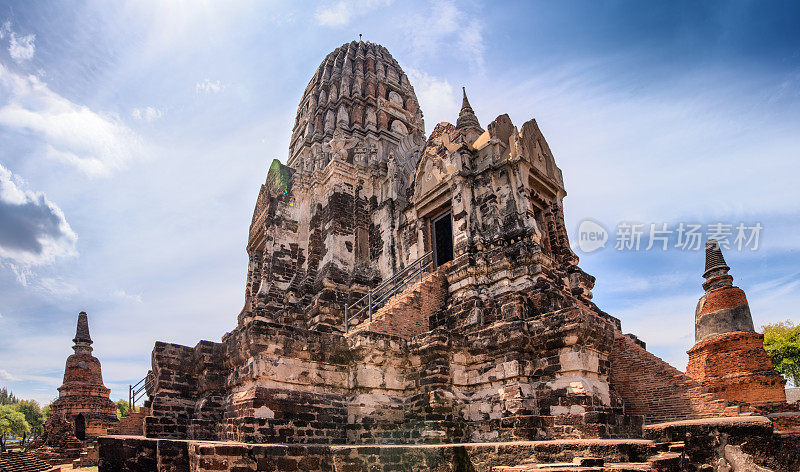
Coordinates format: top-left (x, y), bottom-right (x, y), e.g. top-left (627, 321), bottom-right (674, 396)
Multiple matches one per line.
top-left (344, 251), bottom-right (433, 332)
top-left (128, 374), bottom-right (152, 410)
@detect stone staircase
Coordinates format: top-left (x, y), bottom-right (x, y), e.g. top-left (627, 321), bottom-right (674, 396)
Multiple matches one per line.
top-left (346, 269), bottom-right (447, 339)
top-left (0, 451), bottom-right (53, 472)
top-left (491, 439), bottom-right (687, 472)
top-left (70, 442), bottom-right (98, 469)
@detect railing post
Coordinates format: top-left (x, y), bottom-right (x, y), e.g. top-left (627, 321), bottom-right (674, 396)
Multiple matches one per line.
top-left (129, 385), bottom-right (133, 410)
top-left (368, 290), bottom-right (372, 323)
top-left (344, 305), bottom-right (349, 332)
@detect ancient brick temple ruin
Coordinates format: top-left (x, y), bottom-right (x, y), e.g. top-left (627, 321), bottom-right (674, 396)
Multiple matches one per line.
top-left (32, 312), bottom-right (118, 466)
top-left (99, 41), bottom-right (800, 471)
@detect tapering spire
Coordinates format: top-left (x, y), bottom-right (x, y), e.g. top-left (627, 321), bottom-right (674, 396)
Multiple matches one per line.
top-left (703, 239), bottom-right (730, 279)
top-left (73, 311), bottom-right (93, 353)
top-left (456, 87), bottom-right (481, 130)
top-left (461, 87), bottom-right (471, 109)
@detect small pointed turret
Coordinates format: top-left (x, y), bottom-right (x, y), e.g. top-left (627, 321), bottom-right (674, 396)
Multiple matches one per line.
top-left (72, 311), bottom-right (93, 354)
top-left (703, 239), bottom-right (730, 279)
top-left (701, 240), bottom-right (733, 291)
top-left (687, 241), bottom-right (788, 404)
top-left (455, 87), bottom-right (481, 131)
top-left (694, 241), bottom-right (754, 342)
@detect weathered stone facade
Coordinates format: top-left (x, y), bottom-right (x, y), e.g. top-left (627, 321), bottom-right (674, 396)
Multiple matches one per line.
top-left (98, 41), bottom-right (799, 471)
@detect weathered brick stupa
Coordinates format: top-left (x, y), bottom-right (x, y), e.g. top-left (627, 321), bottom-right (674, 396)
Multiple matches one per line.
top-left (99, 41), bottom-right (800, 471)
top-left (32, 312), bottom-right (117, 464)
top-left (686, 240), bottom-right (787, 404)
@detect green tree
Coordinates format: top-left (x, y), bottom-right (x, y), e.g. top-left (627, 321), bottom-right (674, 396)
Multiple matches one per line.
top-left (42, 403), bottom-right (52, 423)
top-left (14, 400), bottom-right (44, 449)
top-left (0, 404), bottom-right (29, 452)
top-left (762, 321), bottom-right (800, 387)
top-left (115, 399), bottom-right (130, 419)
top-left (0, 388), bottom-right (19, 406)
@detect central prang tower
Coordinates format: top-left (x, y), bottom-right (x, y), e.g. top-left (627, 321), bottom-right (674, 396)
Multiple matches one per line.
top-left (142, 40), bottom-right (661, 445)
top-left (242, 42), bottom-right (426, 329)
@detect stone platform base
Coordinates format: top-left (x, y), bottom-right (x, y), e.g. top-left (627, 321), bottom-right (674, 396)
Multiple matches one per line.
top-left (99, 417), bottom-right (800, 471)
top-left (98, 436), bottom-right (655, 472)
top-left (644, 416), bottom-right (800, 471)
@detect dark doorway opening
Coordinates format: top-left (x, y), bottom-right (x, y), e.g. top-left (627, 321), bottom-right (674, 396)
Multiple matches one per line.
top-left (432, 211), bottom-right (454, 268)
top-left (74, 414), bottom-right (86, 441)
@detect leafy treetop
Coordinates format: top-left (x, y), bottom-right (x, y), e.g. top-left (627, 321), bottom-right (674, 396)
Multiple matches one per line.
top-left (762, 320), bottom-right (800, 387)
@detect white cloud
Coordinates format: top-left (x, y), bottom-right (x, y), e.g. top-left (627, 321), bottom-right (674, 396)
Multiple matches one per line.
top-left (0, 163), bottom-right (77, 267)
top-left (405, 67), bottom-right (459, 127)
top-left (131, 106), bottom-right (163, 122)
top-left (315, 0), bottom-right (393, 27)
top-left (0, 369), bottom-right (20, 381)
top-left (0, 64), bottom-right (146, 177)
top-left (405, 1), bottom-right (486, 72)
top-left (9, 32), bottom-right (35, 62)
top-left (195, 78), bottom-right (225, 95)
top-left (1, 21), bottom-right (35, 62)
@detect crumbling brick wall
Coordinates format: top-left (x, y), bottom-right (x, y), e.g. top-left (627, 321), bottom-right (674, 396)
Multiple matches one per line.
top-left (609, 333), bottom-right (730, 424)
top-left (144, 341), bottom-right (226, 440)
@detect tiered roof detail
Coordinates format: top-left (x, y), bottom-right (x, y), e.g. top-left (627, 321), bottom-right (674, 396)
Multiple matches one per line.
top-left (703, 239), bottom-right (730, 278)
top-left (73, 311), bottom-right (92, 348)
top-left (455, 87), bottom-right (480, 131)
top-left (287, 41), bottom-right (424, 173)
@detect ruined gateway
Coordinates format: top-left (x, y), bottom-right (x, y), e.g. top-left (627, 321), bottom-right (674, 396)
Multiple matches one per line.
top-left (100, 42), bottom-right (800, 471)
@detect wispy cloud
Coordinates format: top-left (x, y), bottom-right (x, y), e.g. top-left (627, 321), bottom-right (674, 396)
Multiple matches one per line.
top-left (405, 0), bottom-right (486, 72)
top-left (0, 21), bottom-right (35, 62)
top-left (36, 277), bottom-right (79, 296)
top-left (9, 33), bottom-right (35, 62)
top-left (405, 67), bottom-right (459, 127)
top-left (131, 106), bottom-right (163, 122)
top-left (0, 369), bottom-right (20, 381)
top-left (195, 78), bottom-right (225, 95)
top-left (111, 288), bottom-right (143, 304)
top-left (0, 163), bottom-right (77, 267)
top-left (314, 0), bottom-right (393, 27)
top-left (0, 65), bottom-right (146, 177)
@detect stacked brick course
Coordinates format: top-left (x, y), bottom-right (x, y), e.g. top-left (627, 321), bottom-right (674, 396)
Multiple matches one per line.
top-left (687, 331), bottom-right (787, 405)
top-left (113, 406), bottom-right (150, 436)
top-left (610, 333), bottom-right (731, 424)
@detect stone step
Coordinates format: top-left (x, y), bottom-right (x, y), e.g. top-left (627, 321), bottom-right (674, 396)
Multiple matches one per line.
top-left (494, 463), bottom-right (652, 471)
top-left (667, 442), bottom-right (684, 453)
top-left (647, 452), bottom-right (682, 471)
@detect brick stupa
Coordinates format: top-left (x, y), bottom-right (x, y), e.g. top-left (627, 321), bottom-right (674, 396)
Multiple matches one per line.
top-left (49, 312), bottom-right (118, 440)
top-left (686, 240), bottom-right (787, 405)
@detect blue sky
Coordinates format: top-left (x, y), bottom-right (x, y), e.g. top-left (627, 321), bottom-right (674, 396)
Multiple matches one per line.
top-left (0, 0), bottom-right (799, 404)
